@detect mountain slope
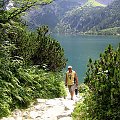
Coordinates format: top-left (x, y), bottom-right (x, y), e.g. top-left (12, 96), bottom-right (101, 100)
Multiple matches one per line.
top-left (24, 0), bottom-right (119, 34)
top-left (24, 0), bottom-right (81, 30)
top-left (24, 0), bottom-right (106, 31)
top-left (93, 0), bottom-right (120, 30)
top-left (56, 0), bottom-right (120, 34)
top-left (55, 0), bottom-right (106, 33)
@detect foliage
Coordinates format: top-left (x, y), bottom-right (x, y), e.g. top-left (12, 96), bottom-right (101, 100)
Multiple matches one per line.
top-left (0, 0), bottom-right (52, 23)
top-left (0, 23), bottom-right (66, 117)
top-left (72, 83), bottom-right (93, 120)
top-left (78, 83), bottom-right (89, 94)
top-left (72, 91), bottom-right (95, 120)
top-left (30, 25), bottom-right (67, 71)
top-left (0, 5), bottom-right (67, 71)
top-left (72, 44), bottom-right (120, 120)
top-left (0, 0), bottom-right (67, 118)
top-left (1, 22), bottom-right (67, 71)
top-left (0, 43), bottom-right (66, 118)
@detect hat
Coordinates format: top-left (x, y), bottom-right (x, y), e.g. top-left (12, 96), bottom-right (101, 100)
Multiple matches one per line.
top-left (68, 66), bottom-right (72, 69)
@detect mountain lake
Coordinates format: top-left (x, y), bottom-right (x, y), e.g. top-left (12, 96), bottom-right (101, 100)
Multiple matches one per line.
top-left (52, 34), bottom-right (120, 83)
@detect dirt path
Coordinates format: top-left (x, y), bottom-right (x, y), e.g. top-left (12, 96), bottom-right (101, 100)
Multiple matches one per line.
top-left (1, 88), bottom-right (82, 120)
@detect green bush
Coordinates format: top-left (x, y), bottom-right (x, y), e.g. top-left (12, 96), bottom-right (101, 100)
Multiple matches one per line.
top-left (0, 65), bottom-right (66, 118)
top-left (0, 24), bottom-right (67, 118)
top-left (73, 44), bottom-right (120, 120)
top-left (0, 0), bottom-right (66, 118)
top-left (78, 83), bottom-right (89, 94)
top-left (0, 44), bottom-right (66, 118)
top-left (30, 26), bottom-right (67, 71)
top-left (72, 92), bottom-right (95, 120)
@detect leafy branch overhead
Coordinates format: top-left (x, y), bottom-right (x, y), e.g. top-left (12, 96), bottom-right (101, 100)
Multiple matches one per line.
top-left (0, 0), bottom-right (53, 23)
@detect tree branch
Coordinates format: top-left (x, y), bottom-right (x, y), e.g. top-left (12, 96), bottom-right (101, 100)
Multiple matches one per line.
top-left (1, 0), bottom-right (55, 23)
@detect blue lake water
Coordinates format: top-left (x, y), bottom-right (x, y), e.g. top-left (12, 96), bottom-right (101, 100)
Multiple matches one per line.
top-left (52, 34), bottom-right (120, 83)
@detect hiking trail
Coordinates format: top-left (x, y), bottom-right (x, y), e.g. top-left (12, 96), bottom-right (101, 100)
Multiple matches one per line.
top-left (1, 88), bottom-right (82, 120)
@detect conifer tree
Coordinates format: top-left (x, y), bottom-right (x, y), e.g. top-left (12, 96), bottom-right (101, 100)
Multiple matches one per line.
top-left (84, 44), bottom-right (120, 120)
top-left (30, 25), bottom-right (67, 71)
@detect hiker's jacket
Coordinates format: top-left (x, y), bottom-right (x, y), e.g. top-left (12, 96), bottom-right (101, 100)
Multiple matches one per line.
top-left (66, 70), bottom-right (76, 85)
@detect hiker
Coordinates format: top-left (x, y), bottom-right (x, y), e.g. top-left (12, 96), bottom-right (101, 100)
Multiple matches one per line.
top-left (65, 66), bottom-right (78, 100)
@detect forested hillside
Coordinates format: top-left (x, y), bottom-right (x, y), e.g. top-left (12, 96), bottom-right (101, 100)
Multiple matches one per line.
top-left (56, 0), bottom-right (120, 34)
top-left (24, 0), bottom-right (119, 35)
top-left (87, 0), bottom-right (120, 35)
top-left (56, 0), bottom-right (105, 33)
top-left (24, 0), bottom-right (82, 30)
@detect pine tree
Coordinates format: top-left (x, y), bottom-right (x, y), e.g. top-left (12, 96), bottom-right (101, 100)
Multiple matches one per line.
top-left (84, 44), bottom-right (120, 120)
